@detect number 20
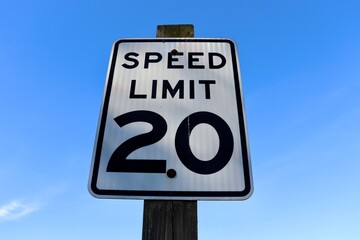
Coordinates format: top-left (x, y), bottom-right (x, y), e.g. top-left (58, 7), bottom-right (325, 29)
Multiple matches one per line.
top-left (106, 110), bottom-right (234, 175)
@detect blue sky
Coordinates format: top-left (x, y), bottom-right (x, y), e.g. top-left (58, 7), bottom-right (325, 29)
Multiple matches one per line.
top-left (1, 0), bottom-right (359, 239)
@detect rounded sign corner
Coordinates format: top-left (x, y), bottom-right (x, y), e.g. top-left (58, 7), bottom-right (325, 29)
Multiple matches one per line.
top-left (243, 184), bottom-right (254, 200)
top-left (88, 182), bottom-right (102, 199)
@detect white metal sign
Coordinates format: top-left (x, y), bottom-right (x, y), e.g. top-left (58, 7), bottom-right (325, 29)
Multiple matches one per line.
top-left (88, 38), bottom-right (253, 200)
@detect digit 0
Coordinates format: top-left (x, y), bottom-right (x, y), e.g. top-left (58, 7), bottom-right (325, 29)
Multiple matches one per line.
top-left (175, 111), bottom-right (234, 175)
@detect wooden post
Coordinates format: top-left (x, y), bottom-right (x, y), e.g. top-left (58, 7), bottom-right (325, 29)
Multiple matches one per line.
top-left (142, 24), bottom-right (198, 240)
top-left (156, 24), bottom-right (194, 38)
top-left (142, 200), bottom-right (197, 240)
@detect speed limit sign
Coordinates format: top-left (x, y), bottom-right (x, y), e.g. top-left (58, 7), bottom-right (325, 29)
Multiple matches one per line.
top-left (88, 38), bottom-right (253, 200)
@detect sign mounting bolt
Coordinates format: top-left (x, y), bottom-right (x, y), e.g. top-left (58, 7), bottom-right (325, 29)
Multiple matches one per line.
top-left (170, 49), bottom-right (178, 55)
top-left (167, 169), bottom-right (177, 178)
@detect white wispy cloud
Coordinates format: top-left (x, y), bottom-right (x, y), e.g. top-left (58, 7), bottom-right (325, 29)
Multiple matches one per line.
top-left (0, 200), bottom-right (40, 221)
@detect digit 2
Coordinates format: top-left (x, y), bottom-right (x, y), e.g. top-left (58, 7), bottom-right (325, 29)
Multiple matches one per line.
top-left (106, 110), bottom-right (167, 173)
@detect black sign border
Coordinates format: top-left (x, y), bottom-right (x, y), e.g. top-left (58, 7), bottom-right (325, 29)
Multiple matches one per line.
top-left (89, 38), bottom-right (253, 200)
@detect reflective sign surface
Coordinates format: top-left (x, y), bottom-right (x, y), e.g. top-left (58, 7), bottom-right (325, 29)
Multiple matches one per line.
top-left (88, 38), bottom-right (253, 200)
